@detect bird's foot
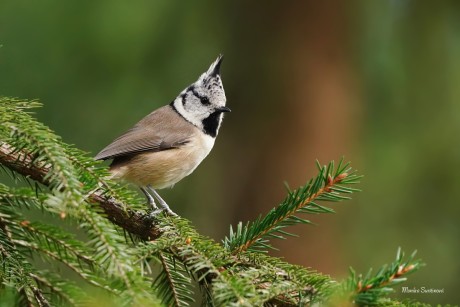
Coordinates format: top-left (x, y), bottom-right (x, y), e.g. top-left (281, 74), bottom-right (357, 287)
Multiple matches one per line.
top-left (148, 207), bottom-right (178, 218)
top-left (141, 186), bottom-right (178, 218)
top-left (146, 186), bottom-right (178, 216)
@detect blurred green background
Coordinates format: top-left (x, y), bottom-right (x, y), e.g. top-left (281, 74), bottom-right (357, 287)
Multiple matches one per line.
top-left (1, 0), bottom-right (459, 304)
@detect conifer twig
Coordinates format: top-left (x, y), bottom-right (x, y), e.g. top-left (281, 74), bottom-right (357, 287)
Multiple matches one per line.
top-left (234, 172), bottom-right (349, 254)
top-left (224, 159), bottom-right (360, 254)
top-left (342, 248), bottom-right (424, 306)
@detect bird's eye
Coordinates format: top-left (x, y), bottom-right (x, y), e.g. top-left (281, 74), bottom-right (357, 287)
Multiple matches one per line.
top-left (190, 87), bottom-right (210, 105)
top-left (200, 97), bottom-right (210, 105)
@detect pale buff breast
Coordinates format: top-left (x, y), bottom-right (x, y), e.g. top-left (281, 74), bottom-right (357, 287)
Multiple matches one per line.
top-left (109, 130), bottom-right (215, 189)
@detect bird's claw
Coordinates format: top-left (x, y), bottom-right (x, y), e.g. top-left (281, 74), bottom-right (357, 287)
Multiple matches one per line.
top-left (148, 207), bottom-right (178, 219)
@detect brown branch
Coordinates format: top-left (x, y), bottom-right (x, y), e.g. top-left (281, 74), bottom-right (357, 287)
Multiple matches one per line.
top-left (0, 143), bottom-right (162, 241)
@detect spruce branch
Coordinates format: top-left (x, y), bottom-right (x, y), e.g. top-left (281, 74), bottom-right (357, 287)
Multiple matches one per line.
top-left (224, 159), bottom-right (361, 253)
top-left (1, 97), bottom-right (434, 306)
top-left (337, 248), bottom-right (424, 306)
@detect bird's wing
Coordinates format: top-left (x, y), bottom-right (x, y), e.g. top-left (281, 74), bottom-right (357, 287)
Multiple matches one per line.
top-left (95, 105), bottom-right (194, 160)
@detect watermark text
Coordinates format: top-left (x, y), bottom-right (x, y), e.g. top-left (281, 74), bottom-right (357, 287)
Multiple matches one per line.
top-left (402, 286), bottom-right (444, 294)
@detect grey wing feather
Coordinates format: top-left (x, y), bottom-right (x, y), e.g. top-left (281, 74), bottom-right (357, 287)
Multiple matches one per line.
top-left (95, 106), bottom-right (193, 160)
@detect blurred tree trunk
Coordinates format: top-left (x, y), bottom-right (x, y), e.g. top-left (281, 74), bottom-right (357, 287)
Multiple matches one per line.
top-left (225, 0), bottom-right (358, 275)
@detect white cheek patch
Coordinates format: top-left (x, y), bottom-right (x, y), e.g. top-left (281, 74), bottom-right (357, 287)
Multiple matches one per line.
top-left (172, 97), bottom-right (206, 130)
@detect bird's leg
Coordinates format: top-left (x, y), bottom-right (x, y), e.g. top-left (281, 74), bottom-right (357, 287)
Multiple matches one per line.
top-left (140, 187), bottom-right (158, 210)
top-left (147, 185), bottom-right (177, 216)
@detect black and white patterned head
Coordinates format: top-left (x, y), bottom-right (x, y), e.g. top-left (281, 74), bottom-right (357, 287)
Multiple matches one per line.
top-left (171, 55), bottom-right (230, 137)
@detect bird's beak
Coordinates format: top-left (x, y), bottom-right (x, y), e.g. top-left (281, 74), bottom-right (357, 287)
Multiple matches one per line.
top-left (216, 106), bottom-right (231, 113)
top-left (209, 55), bottom-right (223, 77)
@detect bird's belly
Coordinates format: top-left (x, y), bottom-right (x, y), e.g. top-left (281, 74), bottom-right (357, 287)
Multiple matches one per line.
top-left (110, 135), bottom-right (215, 189)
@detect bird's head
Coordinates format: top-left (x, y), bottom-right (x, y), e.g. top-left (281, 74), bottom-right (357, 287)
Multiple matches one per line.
top-left (171, 55), bottom-right (230, 137)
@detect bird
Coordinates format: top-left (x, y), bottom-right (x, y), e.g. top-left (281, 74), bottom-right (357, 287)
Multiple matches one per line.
top-left (95, 55), bottom-right (230, 216)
